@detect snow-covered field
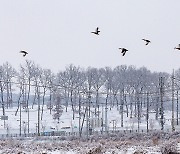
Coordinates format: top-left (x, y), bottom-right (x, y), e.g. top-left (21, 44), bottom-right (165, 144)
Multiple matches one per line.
top-left (0, 105), bottom-right (180, 153)
top-left (0, 105), bottom-right (179, 135)
top-left (0, 105), bottom-right (79, 134)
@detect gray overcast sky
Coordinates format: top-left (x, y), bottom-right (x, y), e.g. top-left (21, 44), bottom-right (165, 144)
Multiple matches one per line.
top-left (0, 0), bottom-right (180, 73)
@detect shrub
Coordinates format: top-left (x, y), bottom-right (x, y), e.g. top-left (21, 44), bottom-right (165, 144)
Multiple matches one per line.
top-left (160, 141), bottom-right (177, 154)
top-left (133, 149), bottom-right (147, 154)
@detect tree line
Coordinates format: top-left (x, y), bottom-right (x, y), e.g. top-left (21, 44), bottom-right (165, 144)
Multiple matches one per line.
top-left (1, 60), bottom-right (180, 135)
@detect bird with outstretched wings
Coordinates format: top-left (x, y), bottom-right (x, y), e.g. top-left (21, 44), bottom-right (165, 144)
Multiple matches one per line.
top-left (142, 39), bottom-right (151, 45)
top-left (119, 48), bottom-right (128, 56)
top-left (20, 50), bottom-right (28, 57)
top-left (91, 27), bottom-right (100, 35)
top-left (174, 44), bottom-right (180, 50)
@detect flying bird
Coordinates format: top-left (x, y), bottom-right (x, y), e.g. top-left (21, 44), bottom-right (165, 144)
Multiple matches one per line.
top-left (20, 50), bottom-right (28, 57)
top-left (174, 44), bottom-right (180, 50)
top-left (91, 27), bottom-right (100, 35)
top-left (142, 39), bottom-right (151, 45)
top-left (119, 48), bottom-right (128, 56)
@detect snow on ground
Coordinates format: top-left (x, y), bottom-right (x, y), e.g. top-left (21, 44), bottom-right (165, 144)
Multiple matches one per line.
top-left (0, 134), bottom-right (178, 154)
top-left (0, 138), bottom-right (162, 154)
top-left (0, 105), bottom-right (179, 153)
top-left (0, 105), bottom-right (179, 135)
top-left (0, 105), bottom-right (80, 134)
top-left (0, 130), bottom-right (179, 154)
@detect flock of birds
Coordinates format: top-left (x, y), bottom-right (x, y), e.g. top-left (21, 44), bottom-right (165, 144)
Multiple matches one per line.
top-left (19, 27), bottom-right (180, 57)
top-left (91, 27), bottom-right (180, 56)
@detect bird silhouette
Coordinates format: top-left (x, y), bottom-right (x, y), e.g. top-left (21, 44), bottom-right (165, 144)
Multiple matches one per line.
top-left (174, 44), bottom-right (180, 50)
top-left (20, 50), bottom-right (28, 57)
top-left (91, 27), bottom-right (100, 35)
top-left (142, 39), bottom-right (151, 45)
top-left (119, 48), bottom-right (128, 56)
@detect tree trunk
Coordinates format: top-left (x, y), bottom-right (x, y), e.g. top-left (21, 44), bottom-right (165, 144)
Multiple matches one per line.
top-left (41, 87), bottom-right (46, 120)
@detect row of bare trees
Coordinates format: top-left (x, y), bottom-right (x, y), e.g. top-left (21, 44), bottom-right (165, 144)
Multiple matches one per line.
top-left (1, 60), bottom-right (180, 135)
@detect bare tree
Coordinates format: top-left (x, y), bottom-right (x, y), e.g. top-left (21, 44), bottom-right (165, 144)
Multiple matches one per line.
top-left (91, 68), bottom-right (105, 118)
top-left (2, 62), bottom-right (16, 108)
top-left (0, 66), bottom-right (6, 128)
top-left (40, 69), bottom-right (53, 120)
top-left (103, 67), bottom-right (114, 133)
